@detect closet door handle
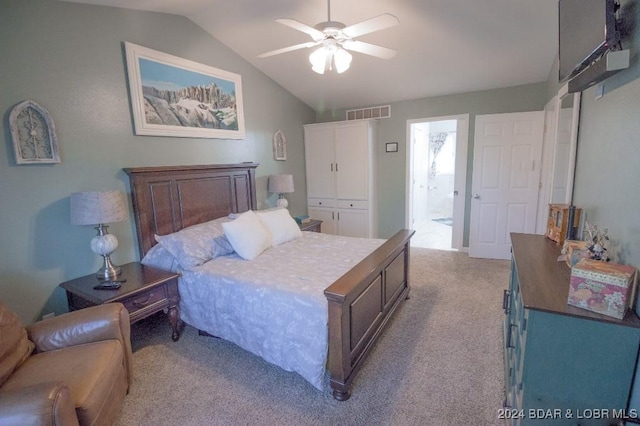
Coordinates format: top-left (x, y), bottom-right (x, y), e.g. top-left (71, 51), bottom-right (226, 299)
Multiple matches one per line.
top-left (331, 163), bottom-right (333, 172)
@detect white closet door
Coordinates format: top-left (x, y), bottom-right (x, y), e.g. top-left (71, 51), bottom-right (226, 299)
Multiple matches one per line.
top-left (307, 207), bottom-right (337, 235)
top-left (337, 209), bottom-right (369, 238)
top-left (305, 125), bottom-right (335, 199)
top-left (334, 122), bottom-right (369, 200)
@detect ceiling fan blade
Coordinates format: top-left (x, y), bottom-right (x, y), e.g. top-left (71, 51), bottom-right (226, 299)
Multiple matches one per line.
top-left (258, 41), bottom-right (319, 58)
top-left (342, 40), bottom-right (397, 59)
top-left (342, 13), bottom-right (399, 38)
top-left (276, 18), bottom-right (326, 41)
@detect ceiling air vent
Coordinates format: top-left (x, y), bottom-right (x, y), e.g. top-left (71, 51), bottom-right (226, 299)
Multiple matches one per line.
top-left (346, 105), bottom-right (391, 121)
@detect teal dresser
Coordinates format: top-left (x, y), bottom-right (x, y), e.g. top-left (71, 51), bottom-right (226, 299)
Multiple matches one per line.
top-left (503, 233), bottom-right (640, 425)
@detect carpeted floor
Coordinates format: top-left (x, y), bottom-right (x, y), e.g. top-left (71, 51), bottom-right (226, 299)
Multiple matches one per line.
top-left (116, 248), bottom-right (510, 426)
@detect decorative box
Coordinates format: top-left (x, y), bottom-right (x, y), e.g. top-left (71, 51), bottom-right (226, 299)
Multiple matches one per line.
top-left (546, 204), bottom-right (582, 245)
top-left (568, 259), bottom-right (638, 319)
top-left (563, 240), bottom-right (589, 268)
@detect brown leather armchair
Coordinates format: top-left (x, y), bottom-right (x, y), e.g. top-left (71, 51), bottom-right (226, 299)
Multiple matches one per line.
top-left (0, 301), bottom-right (133, 426)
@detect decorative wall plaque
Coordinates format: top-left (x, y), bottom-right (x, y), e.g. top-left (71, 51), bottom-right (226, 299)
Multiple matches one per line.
top-left (273, 129), bottom-right (287, 161)
top-left (9, 100), bottom-right (60, 164)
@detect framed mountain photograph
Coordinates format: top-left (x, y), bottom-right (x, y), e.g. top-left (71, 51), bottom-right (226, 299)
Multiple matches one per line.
top-left (124, 42), bottom-right (245, 139)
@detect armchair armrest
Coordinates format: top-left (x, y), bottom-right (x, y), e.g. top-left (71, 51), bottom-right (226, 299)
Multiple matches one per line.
top-left (0, 382), bottom-right (79, 426)
top-left (26, 303), bottom-right (133, 386)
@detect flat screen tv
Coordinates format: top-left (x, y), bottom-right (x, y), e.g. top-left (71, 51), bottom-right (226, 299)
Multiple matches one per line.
top-left (558, 0), bottom-right (621, 83)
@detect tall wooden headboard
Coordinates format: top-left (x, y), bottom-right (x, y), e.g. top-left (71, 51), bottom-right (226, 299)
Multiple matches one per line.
top-left (124, 163), bottom-right (258, 259)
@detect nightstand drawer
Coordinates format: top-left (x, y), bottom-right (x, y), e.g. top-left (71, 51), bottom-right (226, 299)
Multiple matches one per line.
top-left (123, 286), bottom-right (166, 314)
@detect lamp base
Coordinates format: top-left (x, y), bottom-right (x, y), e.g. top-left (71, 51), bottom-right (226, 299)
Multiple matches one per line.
top-left (276, 194), bottom-right (289, 208)
top-left (96, 254), bottom-right (121, 280)
top-left (91, 224), bottom-right (121, 280)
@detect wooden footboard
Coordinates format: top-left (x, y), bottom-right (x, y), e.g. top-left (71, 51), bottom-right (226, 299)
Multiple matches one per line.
top-left (324, 229), bottom-right (414, 401)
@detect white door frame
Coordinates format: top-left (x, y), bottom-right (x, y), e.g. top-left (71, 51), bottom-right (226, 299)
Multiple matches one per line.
top-left (405, 114), bottom-right (469, 251)
top-left (536, 95), bottom-right (558, 234)
top-left (536, 85), bottom-right (581, 233)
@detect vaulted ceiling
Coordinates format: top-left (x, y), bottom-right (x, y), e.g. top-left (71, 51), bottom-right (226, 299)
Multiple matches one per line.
top-left (63, 0), bottom-right (559, 112)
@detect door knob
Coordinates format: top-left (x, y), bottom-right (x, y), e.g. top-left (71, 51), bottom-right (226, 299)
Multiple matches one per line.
top-left (473, 194), bottom-right (481, 199)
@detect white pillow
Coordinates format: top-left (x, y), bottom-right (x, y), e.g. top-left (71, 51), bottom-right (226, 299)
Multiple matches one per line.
top-left (256, 208), bottom-right (302, 246)
top-left (221, 210), bottom-right (272, 260)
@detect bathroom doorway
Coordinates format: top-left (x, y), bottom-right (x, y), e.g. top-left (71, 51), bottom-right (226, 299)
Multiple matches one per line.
top-left (406, 115), bottom-right (468, 250)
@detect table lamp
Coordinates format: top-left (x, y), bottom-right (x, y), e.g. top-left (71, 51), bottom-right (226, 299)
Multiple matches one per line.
top-left (268, 174), bottom-right (294, 208)
top-left (71, 190), bottom-right (128, 280)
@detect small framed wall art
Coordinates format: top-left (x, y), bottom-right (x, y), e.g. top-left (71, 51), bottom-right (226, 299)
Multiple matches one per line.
top-left (386, 142), bottom-right (398, 153)
top-left (9, 100), bottom-right (60, 164)
top-left (273, 129), bottom-right (287, 160)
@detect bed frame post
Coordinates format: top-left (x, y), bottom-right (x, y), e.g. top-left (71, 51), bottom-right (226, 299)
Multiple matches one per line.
top-left (324, 229), bottom-right (414, 400)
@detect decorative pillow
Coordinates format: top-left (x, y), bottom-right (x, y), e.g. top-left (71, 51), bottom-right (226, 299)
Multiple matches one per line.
top-left (141, 244), bottom-right (179, 272)
top-left (221, 210), bottom-right (272, 260)
top-left (211, 235), bottom-right (234, 258)
top-left (155, 217), bottom-right (230, 269)
top-left (257, 208), bottom-right (302, 246)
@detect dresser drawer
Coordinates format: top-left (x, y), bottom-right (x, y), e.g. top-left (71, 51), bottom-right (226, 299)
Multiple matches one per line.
top-left (308, 198), bottom-right (336, 208)
top-left (337, 199), bottom-right (368, 209)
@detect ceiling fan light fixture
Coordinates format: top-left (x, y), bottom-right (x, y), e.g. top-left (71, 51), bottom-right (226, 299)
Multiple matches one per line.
top-left (309, 47), bottom-right (328, 74)
top-left (309, 45), bottom-right (351, 74)
top-left (334, 48), bottom-right (352, 73)
top-left (264, 0), bottom-right (398, 74)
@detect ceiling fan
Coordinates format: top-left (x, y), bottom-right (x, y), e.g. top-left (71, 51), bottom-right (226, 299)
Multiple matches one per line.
top-left (258, 0), bottom-right (399, 74)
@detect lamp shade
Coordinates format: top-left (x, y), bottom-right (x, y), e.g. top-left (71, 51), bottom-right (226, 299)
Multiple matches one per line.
top-left (71, 190), bottom-right (128, 225)
top-left (268, 175), bottom-right (294, 194)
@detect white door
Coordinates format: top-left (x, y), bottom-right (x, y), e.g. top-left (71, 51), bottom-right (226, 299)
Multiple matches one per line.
top-left (469, 111), bottom-right (544, 259)
top-left (334, 122), bottom-right (369, 200)
top-left (411, 124), bottom-right (430, 228)
top-left (308, 207), bottom-right (337, 235)
top-left (304, 125), bottom-right (335, 199)
top-left (337, 209), bottom-right (369, 238)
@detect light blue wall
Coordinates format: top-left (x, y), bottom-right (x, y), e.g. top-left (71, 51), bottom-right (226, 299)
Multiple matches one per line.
top-left (0, 0), bottom-right (315, 323)
top-left (317, 83), bottom-right (549, 241)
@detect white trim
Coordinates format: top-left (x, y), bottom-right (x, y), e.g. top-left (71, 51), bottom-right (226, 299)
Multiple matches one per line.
top-left (536, 95), bottom-right (558, 234)
top-left (565, 92), bottom-right (581, 204)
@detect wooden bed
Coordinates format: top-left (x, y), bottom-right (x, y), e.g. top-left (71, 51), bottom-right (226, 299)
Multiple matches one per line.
top-left (124, 163), bottom-right (414, 401)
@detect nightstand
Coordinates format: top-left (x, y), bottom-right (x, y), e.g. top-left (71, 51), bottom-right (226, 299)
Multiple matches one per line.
top-left (299, 219), bottom-right (322, 233)
top-left (60, 262), bottom-right (182, 341)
